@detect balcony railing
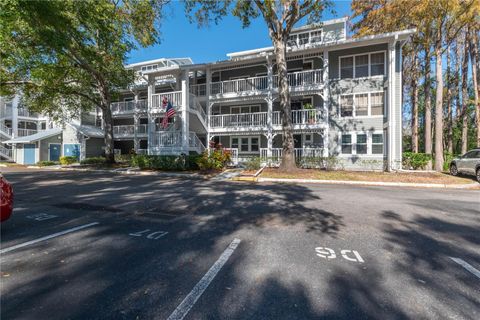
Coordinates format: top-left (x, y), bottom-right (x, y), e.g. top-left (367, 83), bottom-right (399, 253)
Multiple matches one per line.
top-left (17, 128), bottom-right (38, 137)
top-left (111, 100), bottom-right (147, 115)
top-left (17, 108), bottom-right (39, 118)
top-left (151, 91), bottom-right (182, 111)
top-left (260, 147), bottom-right (325, 162)
top-left (0, 145), bottom-right (13, 159)
top-left (189, 94), bottom-right (207, 124)
top-left (149, 131), bottom-right (204, 154)
top-left (209, 69), bottom-right (323, 97)
top-left (273, 109), bottom-right (324, 126)
top-left (0, 123), bottom-right (12, 136)
top-left (189, 84), bottom-right (207, 97)
top-left (113, 124), bottom-right (148, 137)
top-left (210, 112), bottom-right (268, 129)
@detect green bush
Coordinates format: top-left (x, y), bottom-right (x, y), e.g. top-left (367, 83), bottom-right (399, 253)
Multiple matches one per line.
top-left (244, 157), bottom-right (261, 171)
top-left (443, 152), bottom-right (459, 172)
top-left (130, 154), bottom-right (200, 171)
top-left (80, 157), bottom-right (107, 165)
top-left (114, 154), bottom-right (131, 163)
top-left (402, 152), bottom-right (432, 170)
top-left (196, 149), bottom-right (231, 171)
top-left (37, 160), bottom-right (58, 167)
top-left (59, 156), bottom-right (78, 165)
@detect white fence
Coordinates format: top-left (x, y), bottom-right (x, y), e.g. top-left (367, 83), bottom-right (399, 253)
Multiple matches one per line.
top-left (260, 147), bottom-right (324, 166)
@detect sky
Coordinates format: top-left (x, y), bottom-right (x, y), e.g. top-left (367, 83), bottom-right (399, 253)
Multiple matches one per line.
top-left (127, 1), bottom-right (353, 65)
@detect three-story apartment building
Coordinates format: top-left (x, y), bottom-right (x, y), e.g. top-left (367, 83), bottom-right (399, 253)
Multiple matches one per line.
top-left (1, 18), bottom-right (413, 170)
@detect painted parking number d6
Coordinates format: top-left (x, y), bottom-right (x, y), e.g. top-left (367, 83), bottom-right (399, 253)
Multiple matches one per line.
top-left (129, 229), bottom-right (168, 240)
top-left (315, 247), bottom-right (364, 263)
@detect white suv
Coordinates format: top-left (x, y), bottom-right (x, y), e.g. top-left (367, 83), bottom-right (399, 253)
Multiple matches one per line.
top-left (450, 149), bottom-right (480, 182)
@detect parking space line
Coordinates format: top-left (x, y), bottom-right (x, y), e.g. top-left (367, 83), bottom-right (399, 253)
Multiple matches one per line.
top-left (450, 257), bottom-right (480, 280)
top-left (167, 238), bottom-right (241, 320)
top-left (0, 222), bottom-right (99, 254)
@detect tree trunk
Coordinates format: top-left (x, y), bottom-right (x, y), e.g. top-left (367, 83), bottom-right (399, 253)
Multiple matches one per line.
top-left (100, 88), bottom-right (115, 163)
top-left (434, 38), bottom-right (444, 172)
top-left (411, 51), bottom-right (419, 153)
top-left (275, 38), bottom-right (295, 171)
top-left (461, 28), bottom-right (470, 154)
top-left (446, 44), bottom-right (454, 154)
top-left (424, 48), bottom-right (432, 169)
top-left (470, 29), bottom-right (480, 147)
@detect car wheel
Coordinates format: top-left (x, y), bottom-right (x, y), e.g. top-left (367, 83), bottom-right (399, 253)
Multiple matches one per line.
top-left (450, 164), bottom-right (458, 176)
top-left (476, 168), bottom-right (480, 183)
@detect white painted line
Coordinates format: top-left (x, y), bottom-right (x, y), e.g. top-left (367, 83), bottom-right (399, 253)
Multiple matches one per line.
top-left (0, 222), bottom-right (99, 254)
top-left (450, 257), bottom-right (480, 280)
top-left (167, 238), bottom-right (241, 320)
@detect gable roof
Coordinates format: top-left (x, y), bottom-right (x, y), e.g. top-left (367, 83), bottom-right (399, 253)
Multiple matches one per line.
top-left (4, 128), bottom-right (62, 144)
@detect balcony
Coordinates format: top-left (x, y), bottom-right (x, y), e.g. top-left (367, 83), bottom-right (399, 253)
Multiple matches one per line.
top-left (209, 69), bottom-right (323, 99)
top-left (113, 124), bottom-right (148, 138)
top-left (110, 99), bottom-right (147, 115)
top-left (151, 91), bottom-right (182, 112)
top-left (209, 109), bottom-right (325, 132)
top-left (17, 128), bottom-right (38, 137)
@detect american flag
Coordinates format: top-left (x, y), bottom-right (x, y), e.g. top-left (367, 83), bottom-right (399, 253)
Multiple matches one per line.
top-left (161, 97), bottom-right (175, 129)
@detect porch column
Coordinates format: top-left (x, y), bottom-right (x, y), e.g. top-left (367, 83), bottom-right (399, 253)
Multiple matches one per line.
top-left (11, 94), bottom-right (19, 138)
top-left (133, 92), bottom-right (139, 152)
top-left (387, 41), bottom-right (396, 171)
top-left (181, 71), bottom-right (190, 153)
top-left (266, 57), bottom-right (274, 159)
top-left (322, 50), bottom-right (329, 158)
top-left (147, 76), bottom-right (155, 155)
top-left (206, 68), bottom-right (212, 151)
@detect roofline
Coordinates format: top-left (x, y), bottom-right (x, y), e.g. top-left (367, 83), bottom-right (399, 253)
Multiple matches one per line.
top-left (125, 57), bottom-right (193, 69)
top-left (4, 128), bottom-right (62, 144)
top-left (225, 28), bottom-right (416, 59)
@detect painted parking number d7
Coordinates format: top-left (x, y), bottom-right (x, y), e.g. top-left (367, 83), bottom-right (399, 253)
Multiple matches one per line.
top-left (315, 247), bottom-right (364, 263)
top-left (129, 229), bottom-right (168, 240)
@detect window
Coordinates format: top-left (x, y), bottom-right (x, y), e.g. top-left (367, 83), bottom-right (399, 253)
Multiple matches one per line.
top-left (231, 138), bottom-right (239, 149)
top-left (298, 33), bottom-right (309, 45)
top-left (231, 105), bottom-right (260, 114)
top-left (241, 138), bottom-right (249, 152)
top-left (310, 31), bottom-right (322, 43)
top-left (370, 53), bottom-right (385, 76)
top-left (356, 134), bottom-right (367, 154)
top-left (287, 34), bottom-right (297, 46)
top-left (372, 134), bottom-right (383, 154)
top-left (251, 137), bottom-right (259, 152)
top-left (371, 92), bottom-right (384, 115)
top-left (340, 57), bottom-right (354, 79)
top-left (355, 55), bottom-right (369, 78)
top-left (341, 134), bottom-right (352, 154)
top-left (340, 95), bottom-right (354, 117)
top-left (355, 94), bottom-right (369, 116)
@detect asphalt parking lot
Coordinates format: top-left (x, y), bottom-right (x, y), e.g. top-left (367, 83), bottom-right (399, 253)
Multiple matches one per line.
top-left (1, 168), bottom-right (479, 319)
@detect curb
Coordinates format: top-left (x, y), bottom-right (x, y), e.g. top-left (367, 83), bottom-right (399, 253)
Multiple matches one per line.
top-left (255, 177), bottom-right (479, 189)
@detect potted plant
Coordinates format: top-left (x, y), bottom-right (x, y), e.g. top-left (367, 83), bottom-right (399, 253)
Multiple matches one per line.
top-left (303, 103), bottom-right (316, 124)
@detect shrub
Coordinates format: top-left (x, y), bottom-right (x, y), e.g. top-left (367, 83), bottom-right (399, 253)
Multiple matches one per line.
top-left (402, 152), bottom-right (431, 170)
top-left (130, 154), bottom-right (200, 171)
top-left (443, 152), bottom-right (458, 172)
top-left (37, 160), bottom-right (58, 167)
top-left (59, 156), bottom-right (78, 165)
top-left (196, 149), bottom-right (231, 171)
top-left (244, 157), bottom-right (261, 171)
top-left (80, 157), bottom-right (107, 165)
top-left (114, 154), bottom-right (131, 163)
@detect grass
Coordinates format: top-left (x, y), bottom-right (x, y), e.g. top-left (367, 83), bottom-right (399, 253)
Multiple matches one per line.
top-left (260, 168), bottom-right (476, 185)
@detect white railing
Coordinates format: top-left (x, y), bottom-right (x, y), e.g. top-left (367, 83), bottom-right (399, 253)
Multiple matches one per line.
top-left (209, 69), bottom-right (323, 96)
top-left (189, 94), bottom-right (207, 125)
top-left (136, 99), bottom-right (148, 111)
top-left (189, 84), bottom-right (207, 97)
top-left (0, 145), bottom-right (13, 159)
top-left (17, 128), bottom-right (38, 137)
top-left (17, 108), bottom-right (38, 118)
top-left (260, 147), bottom-right (324, 163)
top-left (189, 132), bottom-right (205, 153)
top-left (151, 131), bottom-right (182, 147)
top-left (113, 124), bottom-right (148, 137)
top-left (0, 123), bottom-right (12, 136)
top-left (224, 148), bottom-right (238, 166)
top-left (111, 101), bottom-right (136, 114)
top-left (151, 91), bottom-right (182, 110)
top-left (272, 109), bottom-right (324, 125)
top-left (210, 112), bottom-right (268, 128)
top-left (286, 69), bottom-right (323, 87)
top-left (210, 75), bottom-right (269, 95)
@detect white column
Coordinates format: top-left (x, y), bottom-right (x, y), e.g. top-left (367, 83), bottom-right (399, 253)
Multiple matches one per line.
top-left (206, 68), bottom-right (212, 151)
top-left (147, 76), bottom-right (155, 155)
top-left (266, 58), bottom-right (273, 159)
top-left (12, 94), bottom-right (19, 138)
top-left (322, 50), bottom-right (329, 158)
top-left (181, 72), bottom-right (190, 153)
top-left (133, 92), bottom-right (139, 152)
top-left (387, 41), bottom-right (396, 171)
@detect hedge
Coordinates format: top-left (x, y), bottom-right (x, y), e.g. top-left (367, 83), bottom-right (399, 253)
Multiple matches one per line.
top-left (59, 156), bottom-right (78, 165)
top-left (130, 154), bottom-right (200, 171)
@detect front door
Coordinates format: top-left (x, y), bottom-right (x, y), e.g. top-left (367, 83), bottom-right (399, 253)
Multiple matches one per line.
top-left (49, 144), bottom-right (61, 161)
top-left (24, 143), bottom-right (36, 164)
